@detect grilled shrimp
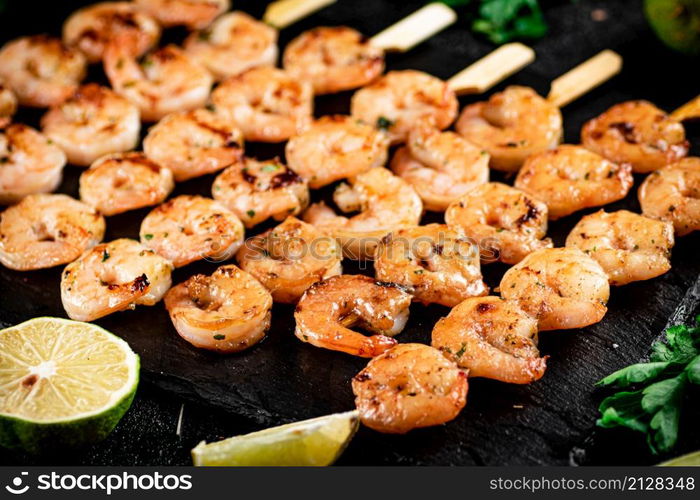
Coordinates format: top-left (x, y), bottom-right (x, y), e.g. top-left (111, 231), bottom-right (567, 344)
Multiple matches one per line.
top-left (0, 35), bottom-right (86, 108)
top-left (140, 195), bottom-right (244, 267)
top-left (184, 11), bottom-right (278, 81)
top-left (294, 275), bottom-right (412, 357)
top-left (212, 158), bottom-right (309, 228)
top-left (0, 124), bottom-right (67, 205)
top-left (303, 168), bottom-right (423, 259)
top-left (581, 100), bottom-right (688, 173)
top-left (62, 1), bottom-right (160, 63)
top-left (79, 152), bottom-right (174, 216)
top-left (374, 224), bottom-right (488, 307)
top-left (283, 26), bottom-right (384, 95)
top-left (514, 145), bottom-right (634, 220)
top-left (638, 157), bottom-right (700, 236)
top-left (285, 115), bottom-right (389, 189)
top-left (0, 84), bottom-right (17, 127)
top-left (60, 238), bottom-right (173, 322)
top-left (0, 194), bottom-right (105, 271)
top-left (143, 109), bottom-right (243, 182)
top-left (566, 210), bottom-right (674, 286)
top-left (350, 70), bottom-right (458, 144)
top-left (456, 86), bottom-right (563, 172)
top-left (210, 67), bottom-right (313, 143)
top-left (104, 42), bottom-right (213, 122)
top-left (391, 125), bottom-right (490, 211)
top-left (41, 84), bottom-right (140, 167)
top-left (134, 0), bottom-right (229, 29)
top-left (500, 247), bottom-right (610, 331)
top-left (164, 264), bottom-right (272, 353)
top-left (431, 296), bottom-right (546, 384)
top-left (444, 182), bottom-right (552, 265)
top-left (236, 217), bottom-right (342, 303)
top-left (352, 343), bottom-right (468, 434)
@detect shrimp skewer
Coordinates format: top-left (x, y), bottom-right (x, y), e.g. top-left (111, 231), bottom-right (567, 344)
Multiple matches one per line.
top-left (63, 1), bottom-right (160, 63)
top-left (390, 124), bottom-right (489, 211)
top-left (0, 194), bottom-right (105, 271)
top-left (375, 224), bottom-right (488, 307)
top-left (212, 157), bottom-right (309, 228)
top-left (210, 67), bottom-right (313, 143)
top-left (456, 50), bottom-right (621, 172)
top-left (581, 100), bottom-right (688, 173)
top-left (283, 3), bottom-right (456, 95)
top-left (41, 84), bottom-right (140, 167)
top-left (104, 41), bottom-right (213, 122)
top-left (500, 247), bottom-right (610, 331)
top-left (236, 217), bottom-right (342, 303)
top-left (432, 296), bottom-right (547, 384)
top-left (456, 86), bottom-right (563, 172)
top-left (0, 124), bottom-right (67, 205)
top-left (184, 12), bottom-right (278, 82)
top-left (445, 182), bottom-right (552, 265)
top-left (0, 36), bottom-right (86, 108)
top-left (565, 210), bottom-right (674, 286)
top-left (285, 115), bottom-right (389, 189)
top-left (165, 265), bottom-right (273, 353)
top-left (514, 145), bottom-right (633, 220)
top-left (294, 275), bottom-right (412, 357)
top-left (60, 238), bottom-right (173, 322)
top-left (352, 343), bottom-right (468, 434)
top-left (638, 157), bottom-right (700, 236)
top-left (351, 70), bottom-right (458, 144)
top-left (303, 168), bottom-right (423, 260)
top-left (134, 0), bottom-right (230, 30)
top-left (140, 195), bottom-right (245, 268)
top-left (79, 152), bottom-right (174, 216)
top-left (143, 109), bottom-right (243, 182)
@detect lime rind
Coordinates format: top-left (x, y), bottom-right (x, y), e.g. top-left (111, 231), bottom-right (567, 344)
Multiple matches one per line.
top-left (192, 410), bottom-right (360, 466)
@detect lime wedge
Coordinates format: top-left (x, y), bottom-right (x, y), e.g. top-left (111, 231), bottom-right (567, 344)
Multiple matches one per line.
top-left (0, 317), bottom-right (139, 453)
top-left (192, 410), bottom-right (360, 466)
top-left (659, 450), bottom-right (700, 466)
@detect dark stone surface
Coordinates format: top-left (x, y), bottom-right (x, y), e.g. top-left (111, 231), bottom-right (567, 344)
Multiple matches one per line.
top-left (1, 0), bottom-right (699, 466)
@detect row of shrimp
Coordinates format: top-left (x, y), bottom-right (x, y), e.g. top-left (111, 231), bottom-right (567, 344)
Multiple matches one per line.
top-left (1, 1), bottom-right (699, 438)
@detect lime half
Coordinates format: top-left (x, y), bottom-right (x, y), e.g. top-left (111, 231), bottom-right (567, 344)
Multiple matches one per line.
top-left (192, 410), bottom-right (360, 466)
top-left (0, 317), bottom-right (139, 453)
top-left (659, 450), bottom-right (700, 466)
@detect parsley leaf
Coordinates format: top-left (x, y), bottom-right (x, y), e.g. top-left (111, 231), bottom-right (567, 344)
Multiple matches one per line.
top-left (438, 0), bottom-right (548, 45)
top-left (473, 0), bottom-right (547, 44)
top-left (596, 316), bottom-right (700, 454)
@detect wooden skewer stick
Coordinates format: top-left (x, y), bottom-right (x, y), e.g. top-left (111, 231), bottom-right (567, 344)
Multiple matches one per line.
top-left (447, 43), bottom-right (535, 95)
top-left (369, 3), bottom-right (457, 52)
top-left (263, 0), bottom-right (337, 29)
top-left (546, 49), bottom-right (622, 108)
top-left (671, 95), bottom-right (700, 122)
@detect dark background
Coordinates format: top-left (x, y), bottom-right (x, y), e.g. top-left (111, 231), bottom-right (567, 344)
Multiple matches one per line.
top-left (1, 0), bottom-right (699, 466)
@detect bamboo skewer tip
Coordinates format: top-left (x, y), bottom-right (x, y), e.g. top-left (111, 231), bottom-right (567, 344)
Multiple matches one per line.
top-left (369, 3), bottom-right (457, 53)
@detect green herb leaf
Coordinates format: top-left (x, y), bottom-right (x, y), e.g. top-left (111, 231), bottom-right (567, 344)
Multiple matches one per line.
top-left (597, 390), bottom-right (648, 434)
top-left (596, 362), bottom-right (670, 389)
top-left (470, 0), bottom-right (547, 44)
top-left (376, 116), bottom-right (394, 130)
top-left (685, 355), bottom-right (700, 385)
top-left (437, 0), bottom-right (471, 6)
top-left (596, 318), bottom-right (700, 454)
